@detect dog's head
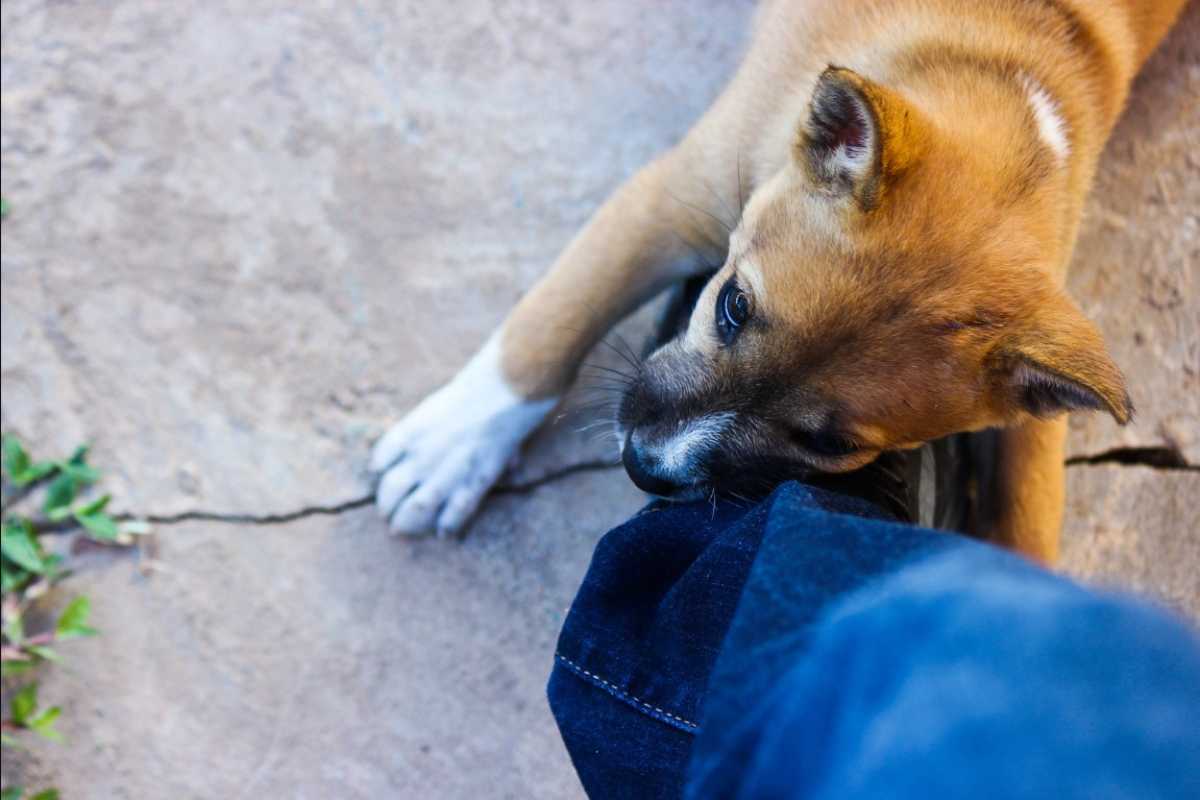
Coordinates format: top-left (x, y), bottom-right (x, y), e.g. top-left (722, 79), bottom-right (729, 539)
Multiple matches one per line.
top-left (618, 67), bottom-right (1130, 498)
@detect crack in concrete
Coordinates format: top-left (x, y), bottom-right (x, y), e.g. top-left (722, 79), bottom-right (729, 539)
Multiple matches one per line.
top-left (1065, 446), bottom-right (1195, 472)
top-left (117, 458), bottom-right (623, 528)
top-left (20, 445), bottom-right (1194, 535)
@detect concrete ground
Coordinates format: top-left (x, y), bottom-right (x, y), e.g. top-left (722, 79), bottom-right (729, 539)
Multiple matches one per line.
top-left (1, 1), bottom-right (1195, 797)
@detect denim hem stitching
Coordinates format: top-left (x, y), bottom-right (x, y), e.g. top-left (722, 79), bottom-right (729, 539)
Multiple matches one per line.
top-left (555, 652), bottom-right (699, 732)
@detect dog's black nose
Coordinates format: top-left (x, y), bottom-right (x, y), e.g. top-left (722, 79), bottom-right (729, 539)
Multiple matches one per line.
top-left (622, 433), bottom-right (685, 496)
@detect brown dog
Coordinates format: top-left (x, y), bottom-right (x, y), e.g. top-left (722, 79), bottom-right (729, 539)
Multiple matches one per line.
top-left (371, 0), bottom-right (1186, 561)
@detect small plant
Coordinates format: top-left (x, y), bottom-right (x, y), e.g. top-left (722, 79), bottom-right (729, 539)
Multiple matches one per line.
top-left (2, 435), bottom-right (142, 799)
top-left (1, 787), bottom-right (58, 800)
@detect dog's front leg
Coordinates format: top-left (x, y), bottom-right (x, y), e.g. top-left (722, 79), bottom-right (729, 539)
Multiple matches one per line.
top-left (371, 152), bottom-right (726, 536)
top-left (987, 416), bottom-right (1070, 563)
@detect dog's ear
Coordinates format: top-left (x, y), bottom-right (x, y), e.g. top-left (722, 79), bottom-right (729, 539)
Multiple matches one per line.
top-left (989, 289), bottom-right (1132, 424)
top-left (796, 66), bottom-right (925, 210)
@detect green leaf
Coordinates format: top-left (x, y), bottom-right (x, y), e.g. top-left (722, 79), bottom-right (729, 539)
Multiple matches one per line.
top-left (0, 196), bottom-right (9, 218)
top-left (55, 596), bottom-right (85, 628)
top-left (74, 494), bottom-right (110, 515)
top-left (42, 474), bottom-right (77, 520)
top-left (9, 683), bottom-right (38, 725)
top-left (1, 659), bottom-right (36, 677)
top-left (1, 437), bottom-right (56, 487)
top-left (27, 705), bottom-right (61, 743)
top-left (23, 462), bottom-right (56, 485)
top-left (0, 732), bottom-right (20, 748)
top-left (39, 554), bottom-right (65, 582)
top-left (61, 623), bottom-right (97, 640)
top-left (58, 463), bottom-right (99, 485)
top-left (3, 611), bottom-right (26, 645)
top-left (1, 787), bottom-right (22, 800)
top-left (55, 596), bottom-right (97, 640)
top-left (1, 559), bottom-right (33, 593)
top-left (32, 790), bottom-right (60, 800)
top-left (57, 446), bottom-right (99, 485)
top-left (73, 495), bottom-right (118, 540)
top-left (25, 645), bottom-right (61, 664)
top-left (1, 520), bottom-right (44, 574)
top-left (2, 435), bottom-right (29, 478)
top-left (75, 510), bottom-right (119, 541)
top-left (28, 706), bottom-right (61, 742)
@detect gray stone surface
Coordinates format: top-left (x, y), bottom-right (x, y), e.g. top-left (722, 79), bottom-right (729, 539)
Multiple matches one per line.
top-left (6, 476), bottom-right (641, 799)
top-left (1, 0), bottom-right (753, 517)
top-left (1061, 465), bottom-right (1199, 619)
top-left (1064, 8), bottom-right (1199, 462)
top-left (1, 1), bottom-right (1196, 797)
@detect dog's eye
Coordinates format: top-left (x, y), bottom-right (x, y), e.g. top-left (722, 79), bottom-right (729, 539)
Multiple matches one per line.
top-left (794, 429), bottom-right (859, 458)
top-left (716, 280), bottom-right (752, 340)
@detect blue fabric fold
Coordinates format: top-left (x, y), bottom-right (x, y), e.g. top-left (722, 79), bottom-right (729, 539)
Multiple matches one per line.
top-left (547, 481), bottom-right (1200, 800)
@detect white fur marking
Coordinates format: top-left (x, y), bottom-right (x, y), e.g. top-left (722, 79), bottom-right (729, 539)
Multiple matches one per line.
top-left (652, 412), bottom-right (736, 477)
top-left (1021, 75), bottom-right (1070, 162)
top-left (371, 333), bottom-right (556, 535)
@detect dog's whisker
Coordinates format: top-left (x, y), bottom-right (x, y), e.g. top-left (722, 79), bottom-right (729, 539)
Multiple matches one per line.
top-left (574, 419), bottom-right (617, 434)
top-left (665, 188), bottom-right (732, 236)
top-left (610, 331), bottom-right (645, 374)
top-left (580, 362), bottom-right (636, 380)
top-left (700, 176), bottom-right (739, 232)
top-left (595, 337), bottom-right (643, 373)
top-left (580, 367), bottom-right (638, 383)
top-left (562, 399), bottom-right (621, 415)
top-left (577, 380), bottom-right (632, 392)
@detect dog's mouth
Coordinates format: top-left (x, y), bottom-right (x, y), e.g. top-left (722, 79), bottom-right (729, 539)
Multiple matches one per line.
top-left (618, 428), bottom-right (696, 498)
top-left (618, 424), bottom-right (814, 502)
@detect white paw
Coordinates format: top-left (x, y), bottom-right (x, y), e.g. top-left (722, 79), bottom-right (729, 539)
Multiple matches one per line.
top-left (370, 335), bottom-right (556, 537)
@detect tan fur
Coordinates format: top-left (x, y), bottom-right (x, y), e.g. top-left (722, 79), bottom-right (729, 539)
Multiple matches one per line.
top-left (495, 0), bottom-right (1186, 562)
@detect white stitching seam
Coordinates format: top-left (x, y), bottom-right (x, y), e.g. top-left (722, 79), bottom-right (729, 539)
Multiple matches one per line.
top-left (555, 653), bottom-right (699, 731)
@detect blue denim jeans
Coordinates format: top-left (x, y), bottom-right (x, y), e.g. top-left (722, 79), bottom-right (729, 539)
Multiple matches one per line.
top-left (547, 482), bottom-right (1200, 799)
